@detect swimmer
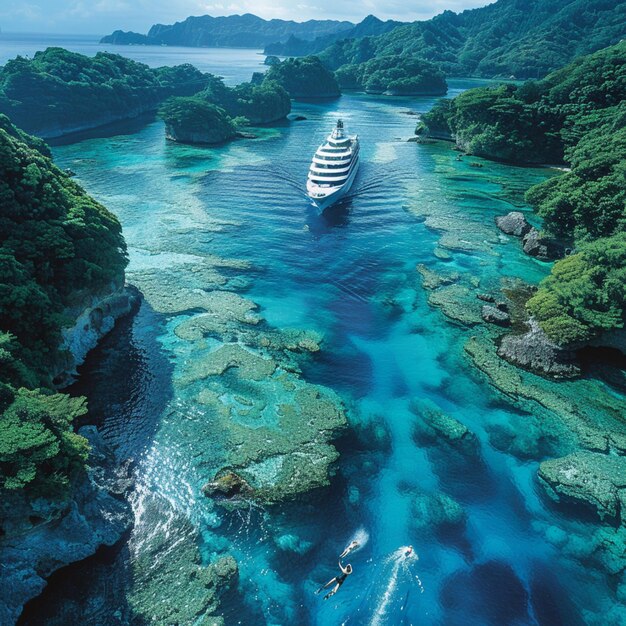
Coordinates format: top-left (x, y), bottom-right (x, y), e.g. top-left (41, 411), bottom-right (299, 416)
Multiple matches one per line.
top-left (315, 562), bottom-right (353, 600)
top-left (340, 540), bottom-right (359, 559)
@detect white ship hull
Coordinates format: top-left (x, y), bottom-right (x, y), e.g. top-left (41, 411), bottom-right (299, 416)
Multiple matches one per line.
top-left (306, 119), bottom-right (360, 212)
top-left (307, 154), bottom-right (360, 211)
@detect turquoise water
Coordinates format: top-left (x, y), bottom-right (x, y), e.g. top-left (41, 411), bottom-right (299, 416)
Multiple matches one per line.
top-left (38, 82), bottom-right (626, 624)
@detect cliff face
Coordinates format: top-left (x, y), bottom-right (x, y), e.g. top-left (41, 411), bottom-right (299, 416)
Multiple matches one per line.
top-left (53, 284), bottom-right (140, 388)
top-left (0, 427), bottom-right (134, 626)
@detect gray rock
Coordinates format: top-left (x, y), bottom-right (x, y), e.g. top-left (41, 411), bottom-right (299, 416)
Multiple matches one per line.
top-left (522, 227), bottom-right (565, 260)
top-left (481, 305), bottom-right (511, 327)
top-left (497, 319), bottom-right (580, 378)
top-left (539, 451), bottom-right (626, 524)
top-left (495, 211), bottom-right (532, 237)
top-left (0, 428), bottom-right (133, 626)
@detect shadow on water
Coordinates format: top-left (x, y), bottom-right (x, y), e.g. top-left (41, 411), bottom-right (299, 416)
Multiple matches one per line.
top-left (18, 298), bottom-right (175, 624)
top-left (48, 113), bottom-right (157, 147)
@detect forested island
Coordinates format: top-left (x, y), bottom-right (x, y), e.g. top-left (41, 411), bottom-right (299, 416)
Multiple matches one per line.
top-left (100, 14), bottom-right (353, 48)
top-left (318, 0), bottom-right (626, 79)
top-left (263, 56), bottom-right (340, 98)
top-left (263, 14), bottom-right (404, 57)
top-left (0, 48), bottom-right (209, 138)
top-left (335, 55), bottom-right (447, 95)
top-left (417, 41), bottom-right (626, 351)
top-left (159, 74), bottom-right (291, 145)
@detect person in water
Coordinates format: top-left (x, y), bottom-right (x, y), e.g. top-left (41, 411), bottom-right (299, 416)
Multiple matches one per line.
top-left (316, 562), bottom-right (353, 600)
top-left (404, 545), bottom-right (413, 558)
top-left (340, 540), bottom-right (359, 559)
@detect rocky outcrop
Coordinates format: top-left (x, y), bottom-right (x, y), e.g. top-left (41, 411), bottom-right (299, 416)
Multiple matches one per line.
top-left (521, 227), bottom-right (565, 260)
top-left (203, 469), bottom-right (254, 501)
top-left (495, 211), bottom-right (532, 237)
top-left (481, 305), bottom-right (511, 327)
top-left (53, 284), bottom-right (139, 387)
top-left (0, 427), bottom-right (133, 626)
top-left (539, 451), bottom-right (626, 524)
top-left (497, 319), bottom-right (580, 378)
top-left (495, 212), bottom-right (565, 260)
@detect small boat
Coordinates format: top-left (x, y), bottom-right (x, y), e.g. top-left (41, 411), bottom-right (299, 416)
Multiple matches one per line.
top-left (307, 119), bottom-right (360, 211)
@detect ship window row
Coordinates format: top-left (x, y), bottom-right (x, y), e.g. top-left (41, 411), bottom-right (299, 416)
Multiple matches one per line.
top-left (311, 170), bottom-right (350, 178)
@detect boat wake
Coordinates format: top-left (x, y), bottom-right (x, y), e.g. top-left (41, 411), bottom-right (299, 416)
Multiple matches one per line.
top-left (369, 546), bottom-right (424, 626)
top-left (343, 545), bottom-right (424, 626)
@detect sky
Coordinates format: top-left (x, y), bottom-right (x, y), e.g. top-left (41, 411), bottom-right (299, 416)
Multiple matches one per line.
top-left (0, 0), bottom-right (493, 35)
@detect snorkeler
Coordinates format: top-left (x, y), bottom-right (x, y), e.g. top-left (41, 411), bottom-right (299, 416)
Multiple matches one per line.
top-left (315, 562), bottom-right (353, 600)
top-left (340, 540), bottom-right (359, 559)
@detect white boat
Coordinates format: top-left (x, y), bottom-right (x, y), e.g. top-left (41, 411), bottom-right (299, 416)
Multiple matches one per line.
top-left (307, 119), bottom-right (359, 211)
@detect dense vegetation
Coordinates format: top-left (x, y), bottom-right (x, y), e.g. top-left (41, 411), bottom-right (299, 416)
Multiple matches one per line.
top-left (263, 56), bottom-right (340, 98)
top-left (319, 0), bottom-right (626, 79)
top-left (0, 47), bottom-right (209, 137)
top-left (159, 76), bottom-right (291, 145)
top-left (264, 15), bottom-right (403, 57)
top-left (0, 115), bottom-right (128, 498)
top-left (201, 76), bottom-right (291, 124)
top-left (335, 55), bottom-right (447, 95)
top-left (101, 14), bottom-right (353, 48)
top-left (159, 98), bottom-right (239, 144)
top-left (418, 41), bottom-right (626, 345)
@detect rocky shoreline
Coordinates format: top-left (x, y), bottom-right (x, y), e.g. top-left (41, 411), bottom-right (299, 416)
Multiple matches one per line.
top-left (0, 427), bottom-right (134, 625)
top-left (0, 281), bottom-right (140, 625)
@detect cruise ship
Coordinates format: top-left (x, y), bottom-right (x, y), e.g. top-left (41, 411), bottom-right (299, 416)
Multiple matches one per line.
top-left (307, 119), bottom-right (360, 211)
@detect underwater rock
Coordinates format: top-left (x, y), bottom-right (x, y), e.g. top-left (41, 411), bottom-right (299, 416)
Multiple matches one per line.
top-left (481, 305), bottom-right (511, 327)
top-left (477, 293), bottom-right (496, 303)
top-left (196, 379), bottom-right (347, 504)
top-left (428, 284), bottom-right (482, 326)
top-left (0, 427), bottom-right (133, 626)
top-left (433, 247), bottom-right (452, 261)
top-left (182, 343), bottom-right (277, 384)
top-left (411, 492), bottom-right (467, 530)
top-left (411, 398), bottom-right (479, 456)
top-left (498, 319), bottom-right (580, 378)
top-left (465, 333), bottom-right (626, 454)
top-left (495, 211), bottom-right (532, 237)
top-left (486, 417), bottom-right (562, 460)
top-left (539, 451), bottom-right (626, 524)
top-left (416, 264), bottom-right (459, 290)
top-left (128, 496), bottom-right (237, 625)
top-left (521, 227), bottom-right (565, 260)
top-left (203, 470), bottom-right (253, 500)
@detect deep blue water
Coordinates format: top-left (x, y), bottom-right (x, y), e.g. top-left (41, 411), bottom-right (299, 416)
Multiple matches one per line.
top-left (12, 45), bottom-right (623, 625)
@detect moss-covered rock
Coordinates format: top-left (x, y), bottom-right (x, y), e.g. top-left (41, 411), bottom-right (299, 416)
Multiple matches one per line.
top-left (539, 452), bottom-right (626, 524)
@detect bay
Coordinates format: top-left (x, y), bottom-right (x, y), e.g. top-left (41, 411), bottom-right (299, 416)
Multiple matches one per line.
top-left (13, 42), bottom-right (624, 626)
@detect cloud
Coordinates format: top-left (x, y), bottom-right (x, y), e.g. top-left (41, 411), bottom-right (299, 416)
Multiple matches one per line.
top-left (0, 0), bottom-right (493, 34)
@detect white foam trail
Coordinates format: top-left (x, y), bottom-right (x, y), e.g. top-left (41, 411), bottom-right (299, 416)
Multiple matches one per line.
top-left (343, 527), bottom-right (370, 555)
top-left (369, 546), bottom-right (423, 626)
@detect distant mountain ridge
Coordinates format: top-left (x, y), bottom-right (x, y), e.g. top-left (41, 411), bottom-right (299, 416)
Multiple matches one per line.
top-left (318, 0), bottom-right (626, 79)
top-left (100, 13), bottom-right (354, 48)
top-left (263, 15), bottom-right (405, 56)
